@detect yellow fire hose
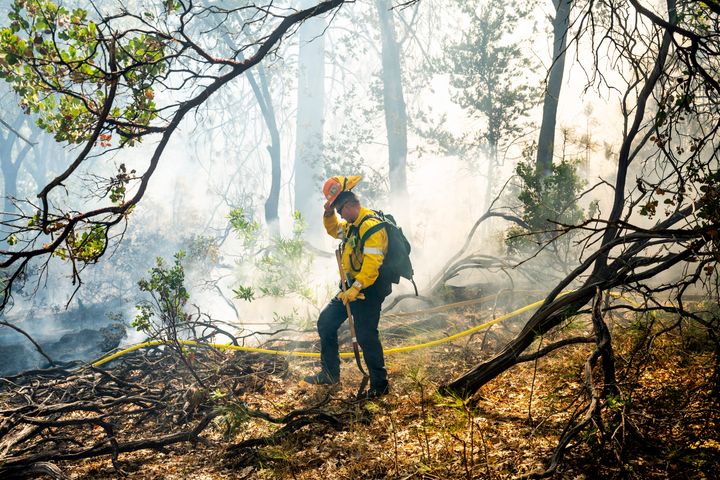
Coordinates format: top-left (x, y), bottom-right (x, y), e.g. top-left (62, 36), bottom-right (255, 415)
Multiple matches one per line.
top-left (90, 291), bottom-right (573, 368)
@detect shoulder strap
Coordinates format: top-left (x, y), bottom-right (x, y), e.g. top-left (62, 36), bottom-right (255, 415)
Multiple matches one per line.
top-left (353, 212), bottom-right (382, 247)
top-left (357, 212), bottom-right (381, 229)
top-left (359, 222), bottom-right (387, 250)
top-left (345, 213), bottom-right (381, 251)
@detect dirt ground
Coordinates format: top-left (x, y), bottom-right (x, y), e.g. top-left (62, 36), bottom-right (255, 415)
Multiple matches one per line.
top-left (55, 310), bottom-right (719, 480)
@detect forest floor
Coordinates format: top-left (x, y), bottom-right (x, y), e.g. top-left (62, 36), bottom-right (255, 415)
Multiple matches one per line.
top-left (6, 299), bottom-right (720, 479)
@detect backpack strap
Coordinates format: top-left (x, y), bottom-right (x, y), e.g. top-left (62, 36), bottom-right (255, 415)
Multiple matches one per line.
top-left (345, 213), bottom-right (383, 270)
top-left (344, 213), bottom-right (375, 246)
top-left (352, 213), bottom-right (383, 250)
top-left (356, 210), bottom-right (382, 245)
top-left (359, 222), bottom-right (387, 251)
top-left (357, 213), bottom-right (382, 229)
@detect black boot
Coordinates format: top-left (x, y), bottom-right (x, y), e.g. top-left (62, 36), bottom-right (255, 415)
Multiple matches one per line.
top-left (303, 372), bottom-right (339, 385)
top-left (366, 383), bottom-right (390, 398)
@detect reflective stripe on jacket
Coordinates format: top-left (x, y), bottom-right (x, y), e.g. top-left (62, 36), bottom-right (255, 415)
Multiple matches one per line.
top-left (323, 206), bottom-right (388, 289)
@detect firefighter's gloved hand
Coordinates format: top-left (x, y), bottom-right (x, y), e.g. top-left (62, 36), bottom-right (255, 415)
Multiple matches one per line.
top-left (337, 286), bottom-right (365, 304)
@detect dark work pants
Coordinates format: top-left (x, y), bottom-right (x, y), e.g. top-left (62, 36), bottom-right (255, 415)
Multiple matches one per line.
top-left (316, 280), bottom-right (391, 389)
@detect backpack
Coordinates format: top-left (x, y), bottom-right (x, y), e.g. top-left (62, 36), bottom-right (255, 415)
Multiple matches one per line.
top-left (354, 210), bottom-right (418, 295)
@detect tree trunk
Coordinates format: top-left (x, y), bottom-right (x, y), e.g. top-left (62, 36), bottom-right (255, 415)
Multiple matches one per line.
top-left (443, 17), bottom-right (682, 394)
top-left (592, 290), bottom-right (619, 397)
top-left (246, 64), bottom-right (281, 234)
top-left (713, 331), bottom-right (720, 401)
top-left (224, 33), bottom-right (282, 234)
top-left (484, 142), bottom-right (497, 213)
top-left (535, 0), bottom-right (571, 178)
top-left (3, 161), bottom-right (19, 215)
top-left (0, 117), bottom-right (34, 217)
top-left (1, 129), bottom-right (13, 215)
top-left (375, 0), bottom-right (408, 202)
top-left (294, 0), bottom-right (326, 238)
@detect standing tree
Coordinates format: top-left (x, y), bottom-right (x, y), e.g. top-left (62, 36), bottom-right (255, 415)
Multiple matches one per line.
top-left (319, 0), bottom-right (439, 207)
top-left (0, 109), bottom-right (36, 216)
top-left (375, 0), bottom-right (408, 202)
top-left (535, 0), bottom-right (572, 179)
top-left (216, 18), bottom-right (290, 234)
top-left (444, 0), bottom-right (539, 209)
top-left (247, 63), bottom-right (282, 233)
top-left (294, 0), bottom-right (326, 237)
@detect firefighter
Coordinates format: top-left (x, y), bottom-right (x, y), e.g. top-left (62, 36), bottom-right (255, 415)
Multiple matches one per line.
top-left (304, 176), bottom-right (391, 398)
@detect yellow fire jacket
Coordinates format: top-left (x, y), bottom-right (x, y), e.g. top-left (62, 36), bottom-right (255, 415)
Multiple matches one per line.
top-left (323, 206), bottom-right (388, 289)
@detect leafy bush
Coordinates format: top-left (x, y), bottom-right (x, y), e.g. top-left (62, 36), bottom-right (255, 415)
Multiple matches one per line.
top-left (230, 209), bottom-right (316, 304)
top-left (506, 158), bottom-right (588, 255)
top-left (132, 251), bottom-right (189, 339)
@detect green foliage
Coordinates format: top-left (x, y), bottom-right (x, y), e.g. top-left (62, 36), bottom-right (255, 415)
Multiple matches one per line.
top-left (228, 207), bottom-right (260, 246)
top-left (132, 303), bottom-right (152, 334)
top-left (443, 0), bottom-right (539, 159)
top-left (436, 392), bottom-right (474, 412)
top-left (0, 0), bottom-right (167, 144)
top-left (231, 210), bottom-right (316, 304)
top-left (516, 158), bottom-right (586, 226)
top-left (213, 401), bottom-right (251, 439)
top-left (227, 209), bottom-right (321, 328)
top-left (405, 364), bottom-right (433, 464)
top-left (68, 224), bottom-right (107, 262)
top-left (606, 393), bottom-right (630, 410)
top-left (132, 251), bottom-right (189, 337)
top-left (163, 0), bottom-right (182, 13)
top-left (107, 163), bottom-right (136, 205)
top-left (232, 284), bottom-right (255, 302)
top-left (256, 212), bottom-right (314, 301)
top-left (506, 157), bottom-right (587, 254)
top-left (52, 223), bottom-right (108, 263)
top-left (272, 308), bottom-right (313, 330)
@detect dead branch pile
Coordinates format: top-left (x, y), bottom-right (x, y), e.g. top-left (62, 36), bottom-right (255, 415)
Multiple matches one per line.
top-left (0, 344), bottom-right (314, 477)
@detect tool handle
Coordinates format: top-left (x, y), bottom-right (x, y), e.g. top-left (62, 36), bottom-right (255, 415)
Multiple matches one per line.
top-left (336, 247), bottom-right (367, 378)
top-left (336, 248), bottom-right (357, 337)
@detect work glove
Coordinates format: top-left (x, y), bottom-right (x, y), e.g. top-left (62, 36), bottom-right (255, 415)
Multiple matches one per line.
top-left (337, 285), bottom-right (365, 304)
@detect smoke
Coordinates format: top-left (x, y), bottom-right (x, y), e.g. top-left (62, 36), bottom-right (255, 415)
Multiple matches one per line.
top-left (0, 0), bottom-right (671, 376)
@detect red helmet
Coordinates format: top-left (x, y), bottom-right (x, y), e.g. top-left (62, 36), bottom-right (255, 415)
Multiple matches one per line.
top-left (323, 175), bottom-right (361, 209)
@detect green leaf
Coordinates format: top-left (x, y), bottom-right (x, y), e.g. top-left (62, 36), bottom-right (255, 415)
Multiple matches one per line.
top-left (233, 285), bottom-right (255, 302)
